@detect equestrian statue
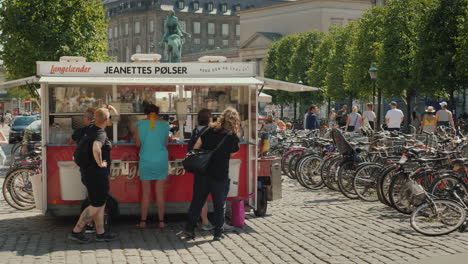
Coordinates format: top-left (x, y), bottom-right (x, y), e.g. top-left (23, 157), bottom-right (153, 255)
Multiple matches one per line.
top-left (160, 11), bottom-right (191, 62)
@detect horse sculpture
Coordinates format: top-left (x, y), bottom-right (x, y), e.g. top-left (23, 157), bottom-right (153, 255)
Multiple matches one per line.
top-left (166, 34), bottom-right (183, 63)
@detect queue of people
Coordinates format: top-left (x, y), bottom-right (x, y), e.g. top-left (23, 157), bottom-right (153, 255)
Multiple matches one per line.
top-left (68, 105), bottom-right (241, 243)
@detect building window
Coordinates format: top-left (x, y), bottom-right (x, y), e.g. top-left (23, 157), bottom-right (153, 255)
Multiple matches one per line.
top-left (235, 24), bottom-right (240, 36)
top-left (135, 44), bottom-right (142, 54)
top-left (114, 26), bottom-right (118, 38)
top-left (178, 1), bottom-right (184, 9)
top-left (180, 21), bottom-right (186, 32)
top-left (330, 18), bottom-right (344, 27)
top-left (125, 23), bottom-right (129, 35)
top-left (208, 39), bottom-right (214, 45)
top-left (126, 47), bottom-right (130, 62)
top-left (234, 4), bottom-right (241, 11)
top-left (135, 21), bottom-right (141, 34)
top-left (194, 38), bottom-right (200, 45)
top-left (236, 40), bottom-right (240, 47)
top-left (109, 28), bottom-right (113, 39)
top-left (221, 4), bottom-right (227, 13)
top-left (137, 1), bottom-right (142, 7)
top-left (193, 1), bottom-right (199, 10)
top-left (150, 20), bottom-right (154, 33)
top-left (207, 2), bottom-right (213, 11)
top-left (222, 24), bottom-right (229, 35)
top-left (222, 40), bottom-right (228, 46)
top-left (193, 21), bottom-right (200, 34)
top-left (208, 22), bottom-right (215, 35)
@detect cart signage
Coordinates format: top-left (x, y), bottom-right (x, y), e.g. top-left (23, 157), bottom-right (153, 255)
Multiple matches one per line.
top-left (38, 62), bottom-right (256, 77)
top-left (109, 160), bottom-right (186, 181)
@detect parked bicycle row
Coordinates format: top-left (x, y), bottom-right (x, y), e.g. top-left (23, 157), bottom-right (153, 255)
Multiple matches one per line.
top-left (273, 127), bottom-right (468, 236)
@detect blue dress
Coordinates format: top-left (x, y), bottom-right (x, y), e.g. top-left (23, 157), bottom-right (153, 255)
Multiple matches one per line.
top-left (138, 120), bottom-right (170, 181)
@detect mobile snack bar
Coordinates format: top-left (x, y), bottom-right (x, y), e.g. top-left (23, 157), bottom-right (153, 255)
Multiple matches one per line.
top-left (0, 56), bottom-right (321, 224)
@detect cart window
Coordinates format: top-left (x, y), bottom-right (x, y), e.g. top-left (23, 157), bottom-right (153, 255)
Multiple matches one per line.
top-left (49, 85), bottom-right (112, 114)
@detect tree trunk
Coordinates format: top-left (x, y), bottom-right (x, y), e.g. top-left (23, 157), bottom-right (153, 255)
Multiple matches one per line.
top-left (280, 105), bottom-right (284, 119)
top-left (450, 89), bottom-right (456, 117)
top-left (293, 98), bottom-right (297, 120)
top-left (406, 91), bottom-right (412, 130)
top-left (377, 88), bottom-right (382, 130)
top-left (349, 94), bottom-right (353, 109)
top-left (327, 97), bottom-right (331, 118)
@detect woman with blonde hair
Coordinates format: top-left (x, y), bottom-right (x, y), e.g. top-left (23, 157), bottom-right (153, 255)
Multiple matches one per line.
top-left (420, 106), bottom-right (436, 133)
top-left (135, 104), bottom-right (170, 229)
top-left (179, 107), bottom-right (240, 241)
top-left (345, 105), bottom-right (363, 132)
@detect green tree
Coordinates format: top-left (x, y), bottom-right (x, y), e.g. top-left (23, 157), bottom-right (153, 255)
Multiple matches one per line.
top-left (455, 4), bottom-right (468, 81)
top-left (345, 7), bottom-right (385, 101)
top-left (0, 0), bottom-right (109, 97)
top-left (414, 0), bottom-right (468, 107)
top-left (378, 0), bottom-right (433, 126)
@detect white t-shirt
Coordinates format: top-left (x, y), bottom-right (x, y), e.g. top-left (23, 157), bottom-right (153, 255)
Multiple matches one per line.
top-left (386, 109), bottom-right (404, 128)
top-left (362, 111), bottom-right (376, 122)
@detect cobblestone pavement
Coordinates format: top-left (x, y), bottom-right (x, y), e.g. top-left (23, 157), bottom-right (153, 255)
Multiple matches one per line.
top-left (0, 175), bottom-right (468, 264)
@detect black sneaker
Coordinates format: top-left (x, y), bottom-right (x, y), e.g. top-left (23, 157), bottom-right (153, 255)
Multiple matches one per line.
top-left (176, 230), bottom-right (195, 240)
top-left (213, 230), bottom-right (224, 241)
top-left (68, 231), bottom-right (92, 244)
top-left (95, 232), bottom-right (117, 242)
top-left (85, 224), bottom-right (96, 234)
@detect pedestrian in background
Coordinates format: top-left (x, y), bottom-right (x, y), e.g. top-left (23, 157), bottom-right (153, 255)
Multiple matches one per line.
top-left (135, 104), bottom-right (170, 229)
top-left (435, 102), bottom-right (455, 129)
top-left (420, 106), bottom-right (436, 133)
top-left (69, 107), bottom-right (116, 243)
top-left (362, 103), bottom-right (376, 130)
top-left (345, 106), bottom-right (362, 132)
top-left (336, 105), bottom-right (348, 128)
top-left (180, 107), bottom-right (240, 241)
top-left (305, 105), bottom-right (319, 130)
top-left (67, 108), bottom-right (95, 145)
top-left (385, 101), bottom-right (404, 131)
top-left (328, 108), bottom-right (337, 128)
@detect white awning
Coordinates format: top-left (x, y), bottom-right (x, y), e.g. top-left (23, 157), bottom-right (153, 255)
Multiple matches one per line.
top-left (258, 92), bottom-right (272, 103)
top-left (39, 76), bottom-right (263, 86)
top-left (0, 76), bottom-right (39, 89)
top-left (257, 77), bottom-right (322, 92)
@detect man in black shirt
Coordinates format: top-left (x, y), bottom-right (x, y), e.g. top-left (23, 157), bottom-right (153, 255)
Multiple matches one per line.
top-left (67, 108), bottom-right (95, 145)
top-left (69, 108), bottom-right (116, 243)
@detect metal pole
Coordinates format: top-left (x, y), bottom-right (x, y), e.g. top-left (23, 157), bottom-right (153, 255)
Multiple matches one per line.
top-left (377, 87), bottom-right (382, 130)
top-left (372, 81), bottom-right (376, 106)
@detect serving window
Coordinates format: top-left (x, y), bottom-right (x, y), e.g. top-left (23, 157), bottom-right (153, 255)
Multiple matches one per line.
top-left (47, 84), bottom-right (249, 144)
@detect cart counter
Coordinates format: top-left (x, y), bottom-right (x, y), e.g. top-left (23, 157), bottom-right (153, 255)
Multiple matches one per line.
top-left (46, 143), bottom-right (250, 210)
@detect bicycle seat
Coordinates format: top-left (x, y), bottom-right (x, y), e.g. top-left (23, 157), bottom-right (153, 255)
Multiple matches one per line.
top-left (409, 148), bottom-right (426, 155)
top-left (452, 158), bottom-right (468, 163)
top-left (416, 157), bottom-right (448, 163)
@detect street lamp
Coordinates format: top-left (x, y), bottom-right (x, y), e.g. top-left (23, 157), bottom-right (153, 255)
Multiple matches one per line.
top-left (368, 63), bottom-right (379, 129)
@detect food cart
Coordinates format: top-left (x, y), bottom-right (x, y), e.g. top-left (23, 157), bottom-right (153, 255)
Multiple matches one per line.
top-left (0, 56), bottom-right (321, 224)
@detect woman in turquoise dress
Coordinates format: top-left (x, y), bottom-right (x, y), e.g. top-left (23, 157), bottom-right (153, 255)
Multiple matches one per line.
top-left (135, 104), bottom-right (170, 228)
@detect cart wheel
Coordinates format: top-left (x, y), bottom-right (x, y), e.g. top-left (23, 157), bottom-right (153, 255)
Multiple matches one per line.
top-left (254, 187), bottom-right (268, 217)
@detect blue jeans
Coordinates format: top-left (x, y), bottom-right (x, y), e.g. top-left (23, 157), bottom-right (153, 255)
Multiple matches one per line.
top-left (186, 174), bottom-right (230, 232)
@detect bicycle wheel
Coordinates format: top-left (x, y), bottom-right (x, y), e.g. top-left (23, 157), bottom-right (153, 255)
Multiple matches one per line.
top-left (322, 156), bottom-right (340, 191)
top-left (337, 161), bottom-right (358, 199)
top-left (353, 163), bottom-right (383, 202)
top-left (296, 155), bottom-right (323, 190)
top-left (2, 168), bottom-right (36, 210)
top-left (288, 153), bottom-right (303, 180)
top-left (389, 172), bottom-right (422, 214)
top-left (411, 199), bottom-right (466, 236)
top-left (320, 155), bottom-right (336, 190)
top-left (281, 150), bottom-right (298, 178)
top-left (377, 165), bottom-right (398, 207)
top-left (431, 175), bottom-right (468, 204)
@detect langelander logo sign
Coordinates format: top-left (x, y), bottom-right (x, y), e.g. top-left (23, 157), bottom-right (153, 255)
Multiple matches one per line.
top-left (38, 62), bottom-right (256, 77)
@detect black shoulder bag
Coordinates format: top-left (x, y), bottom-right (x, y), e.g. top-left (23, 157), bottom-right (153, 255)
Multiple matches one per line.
top-left (182, 131), bottom-right (232, 175)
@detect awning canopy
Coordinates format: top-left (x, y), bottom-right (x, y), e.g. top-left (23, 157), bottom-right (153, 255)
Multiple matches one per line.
top-left (257, 77), bottom-right (322, 92)
top-left (0, 76), bottom-right (39, 89)
top-left (258, 92), bottom-right (272, 103)
top-left (39, 76), bottom-right (263, 86)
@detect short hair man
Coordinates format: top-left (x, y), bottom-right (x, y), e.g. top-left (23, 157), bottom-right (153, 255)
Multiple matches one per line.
top-left (305, 105), bottom-right (319, 130)
top-left (435, 101), bottom-right (455, 129)
top-left (336, 105), bottom-right (348, 127)
top-left (385, 101), bottom-right (404, 131)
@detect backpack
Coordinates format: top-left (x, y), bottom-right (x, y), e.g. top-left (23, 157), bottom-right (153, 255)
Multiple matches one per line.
top-left (73, 128), bottom-right (96, 168)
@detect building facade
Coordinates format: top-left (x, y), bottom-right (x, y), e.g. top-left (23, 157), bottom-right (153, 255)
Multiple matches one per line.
top-left (239, 0), bottom-right (372, 76)
top-left (102, 0), bottom-right (288, 62)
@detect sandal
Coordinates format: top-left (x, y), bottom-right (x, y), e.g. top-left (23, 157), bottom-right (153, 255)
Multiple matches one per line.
top-left (158, 220), bottom-right (165, 229)
top-left (136, 219), bottom-right (147, 229)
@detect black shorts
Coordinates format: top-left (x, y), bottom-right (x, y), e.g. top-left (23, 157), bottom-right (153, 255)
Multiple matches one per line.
top-left (80, 167), bottom-right (109, 207)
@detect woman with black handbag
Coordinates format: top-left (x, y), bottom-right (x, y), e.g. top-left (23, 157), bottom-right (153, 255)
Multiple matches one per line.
top-left (179, 107), bottom-right (240, 241)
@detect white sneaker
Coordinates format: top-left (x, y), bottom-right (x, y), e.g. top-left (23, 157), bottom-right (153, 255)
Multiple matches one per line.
top-left (223, 223), bottom-right (235, 231)
top-left (201, 222), bottom-right (215, 231)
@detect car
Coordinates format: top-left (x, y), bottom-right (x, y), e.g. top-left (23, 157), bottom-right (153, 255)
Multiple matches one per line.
top-left (8, 115), bottom-right (39, 144)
